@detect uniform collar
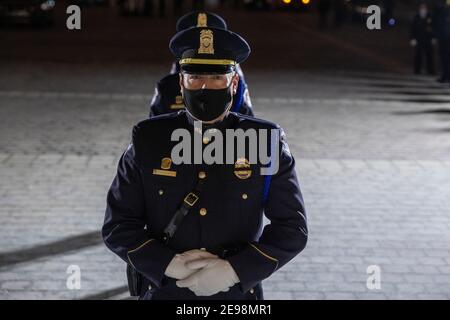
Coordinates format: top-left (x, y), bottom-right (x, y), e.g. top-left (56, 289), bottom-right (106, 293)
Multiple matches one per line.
top-left (184, 111), bottom-right (238, 132)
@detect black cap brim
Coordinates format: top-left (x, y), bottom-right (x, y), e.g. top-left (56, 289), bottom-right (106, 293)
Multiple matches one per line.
top-left (180, 64), bottom-right (235, 74)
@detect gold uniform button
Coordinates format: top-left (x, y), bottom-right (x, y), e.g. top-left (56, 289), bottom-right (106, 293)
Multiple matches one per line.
top-left (249, 288), bottom-right (255, 294)
top-left (203, 137), bottom-right (210, 144)
top-left (198, 171), bottom-right (206, 179)
top-left (158, 189), bottom-right (164, 195)
top-left (199, 208), bottom-right (207, 216)
top-left (242, 193), bottom-right (248, 200)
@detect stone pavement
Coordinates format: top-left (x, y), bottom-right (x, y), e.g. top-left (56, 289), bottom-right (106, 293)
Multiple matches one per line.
top-left (1, 64), bottom-right (450, 299)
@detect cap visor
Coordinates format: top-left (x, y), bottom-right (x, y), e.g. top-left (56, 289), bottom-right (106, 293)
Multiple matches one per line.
top-left (180, 64), bottom-right (234, 74)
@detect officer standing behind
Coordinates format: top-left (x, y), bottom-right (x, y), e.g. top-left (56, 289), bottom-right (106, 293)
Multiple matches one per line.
top-left (149, 11), bottom-right (254, 117)
top-left (409, 2), bottom-right (435, 75)
top-left (433, 0), bottom-right (450, 83)
top-left (102, 27), bottom-right (308, 300)
top-left (317, 0), bottom-right (332, 30)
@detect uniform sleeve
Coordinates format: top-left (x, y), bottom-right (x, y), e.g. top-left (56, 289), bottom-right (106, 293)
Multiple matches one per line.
top-left (227, 129), bottom-right (308, 293)
top-left (149, 85), bottom-right (163, 117)
top-left (102, 141), bottom-right (176, 288)
top-left (240, 102), bottom-right (254, 117)
top-left (239, 85), bottom-right (254, 117)
top-left (234, 65), bottom-right (254, 117)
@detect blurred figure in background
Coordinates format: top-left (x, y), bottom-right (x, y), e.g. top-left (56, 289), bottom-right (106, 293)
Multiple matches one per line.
top-left (193, 0), bottom-right (206, 10)
top-left (333, 0), bottom-right (346, 28)
top-left (383, 0), bottom-right (395, 25)
top-left (174, 0), bottom-right (184, 16)
top-left (317, 0), bottom-right (332, 30)
top-left (158, 0), bottom-right (165, 17)
top-left (116, 0), bottom-right (155, 16)
top-left (410, 2), bottom-right (435, 75)
top-left (433, 0), bottom-right (450, 83)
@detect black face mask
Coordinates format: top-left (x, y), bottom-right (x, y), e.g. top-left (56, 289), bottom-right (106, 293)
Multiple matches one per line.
top-left (183, 85), bottom-right (233, 122)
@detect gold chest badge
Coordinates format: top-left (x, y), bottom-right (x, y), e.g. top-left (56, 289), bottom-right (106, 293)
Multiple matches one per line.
top-left (160, 157), bottom-right (172, 170)
top-left (234, 158), bottom-right (252, 180)
top-left (198, 29), bottom-right (214, 55)
top-left (175, 95), bottom-right (183, 105)
top-left (197, 13), bottom-right (207, 27)
top-left (170, 95), bottom-right (185, 110)
top-left (153, 157), bottom-right (176, 177)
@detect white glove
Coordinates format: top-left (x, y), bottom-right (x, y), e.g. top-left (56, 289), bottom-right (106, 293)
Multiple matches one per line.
top-left (410, 39), bottom-right (418, 47)
top-left (176, 258), bottom-right (239, 296)
top-left (164, 249), bottom-right (217, 280)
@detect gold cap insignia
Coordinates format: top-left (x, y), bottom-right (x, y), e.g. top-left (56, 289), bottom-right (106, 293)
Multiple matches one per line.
top-left (198, 29), bottom-right (214, 55)
top-left (197, 13), bottom-right (207, 27)
top-left (161, 157), bottom-right (172, 170)
top-left (234, 158), bottom-right (252, 179)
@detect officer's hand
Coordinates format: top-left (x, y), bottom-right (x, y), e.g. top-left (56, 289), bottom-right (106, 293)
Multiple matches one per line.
top-left (175, 258), bottom-right (239, 296)
top-left (410, 39), bottom-right (418, 47)
top-left (164, 249), bottom-right (218, 280)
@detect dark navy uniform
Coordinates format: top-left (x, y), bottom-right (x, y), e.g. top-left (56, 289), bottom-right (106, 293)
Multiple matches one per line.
top-left (102, 111), bottom-right (307, 300)
top-left (103, 23), bottom-right (306, 300)
top-left (148, 11), bottom-right (254, 117)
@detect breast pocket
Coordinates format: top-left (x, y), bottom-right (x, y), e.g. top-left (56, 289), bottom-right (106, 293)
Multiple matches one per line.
top-left (236, 177), bottom-right (264, 236)
top-left (216, 171), bottom-right (265, 241)
top-left (141, 172), bottom-right (189, 233)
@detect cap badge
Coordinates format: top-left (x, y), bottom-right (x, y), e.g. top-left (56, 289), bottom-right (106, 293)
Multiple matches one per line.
top-left (198, 29), bottom-right (214, 55)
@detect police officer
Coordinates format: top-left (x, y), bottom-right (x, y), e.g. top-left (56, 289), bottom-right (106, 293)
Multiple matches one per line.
top-left (102, 27), bottom-right (308, 300)
top-left (410, 2), bottom-right (435, 75)
top-left (149, 11), bottom-right (254, 117)
top-left (433, 0), bottom-right (450, 83)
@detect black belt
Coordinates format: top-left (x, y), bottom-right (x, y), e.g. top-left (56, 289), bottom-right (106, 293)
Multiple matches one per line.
top-left (161, 177), bottom-right (204, 245)
top-left (207, 243), bottom-right (245, 259)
